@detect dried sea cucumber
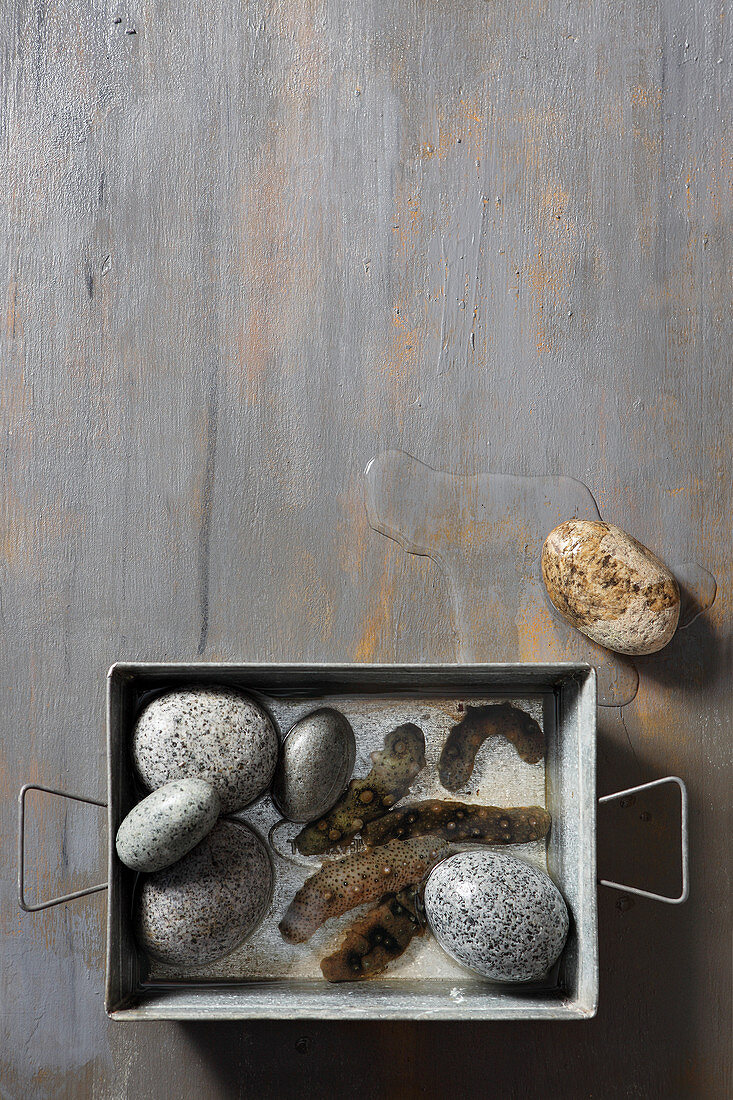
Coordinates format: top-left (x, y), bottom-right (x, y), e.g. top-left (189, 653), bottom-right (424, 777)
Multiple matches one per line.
top-left (320, 888), bottom-right (423, 982)
top-left (438, 703), bottom-right (545, 792)
top-left (294, 723), bottom-right (426, 856)
top-left (363, 801), bottom-right (551, 847)
top-left (278, 837), bottom-right (448, 944)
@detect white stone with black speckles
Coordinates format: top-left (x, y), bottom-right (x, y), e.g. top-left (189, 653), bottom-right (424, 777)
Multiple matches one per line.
top-left (132, 685), bottom-right (278, 812)
top-left (424, 850), bottom-right (569, 982)
top-left (115, 778), bottom-right (220, 872)
top-left (134, 819), bottom-right (273, 967)
top-left (272, 707), bottom-right (356, 822)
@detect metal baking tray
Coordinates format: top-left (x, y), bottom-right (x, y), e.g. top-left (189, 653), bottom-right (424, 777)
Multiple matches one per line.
top-left (18, 662), bottom-right (688, 1022)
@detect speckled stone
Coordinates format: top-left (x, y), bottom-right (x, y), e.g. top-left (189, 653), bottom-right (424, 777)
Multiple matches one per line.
top-left (132, 685), bottom-right (278, 812)
top-left (272, 708), bottom-right (356, 823)
top-left (541, 519), bottom-right (680, 655)
top-left (134, 819), bottom-right (273, 967)
top-left (424, 850), bottom-right (569, 982)
top-left (115, 778), bottom-right (220, 873)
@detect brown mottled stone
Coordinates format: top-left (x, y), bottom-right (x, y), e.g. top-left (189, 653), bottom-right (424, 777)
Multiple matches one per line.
top-left (541, 520), bottom-right (680, 655)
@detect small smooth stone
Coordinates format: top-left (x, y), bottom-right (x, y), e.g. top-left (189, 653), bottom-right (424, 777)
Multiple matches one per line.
top-left (424, 850), bottom-right (569, 982)
top-left (541, 519), bottom-right (680, 655)
top-left (115, 778), bottom-right (220, 872)
top-left (132, 686), bottom-right (278, 812)
top-left (134, 819), bottom-right (273, 967)
top-left (272, 708), bottom-right (356, 823)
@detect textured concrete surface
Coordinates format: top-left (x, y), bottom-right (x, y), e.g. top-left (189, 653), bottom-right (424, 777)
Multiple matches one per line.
top-left (1, 0), bottom-right (730, 1095)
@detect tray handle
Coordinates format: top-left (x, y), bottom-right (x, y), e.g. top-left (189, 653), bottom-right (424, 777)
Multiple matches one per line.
top-left (18, 783), bottom-right (108, 912)
top-left (598, 776), bottom-right (689, 904)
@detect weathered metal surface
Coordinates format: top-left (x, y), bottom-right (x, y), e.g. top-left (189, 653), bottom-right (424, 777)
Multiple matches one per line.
top-left (1, 0), bottom-right (730, 1093)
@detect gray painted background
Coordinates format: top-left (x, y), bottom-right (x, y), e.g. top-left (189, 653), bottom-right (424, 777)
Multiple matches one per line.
top-left (1, 0), bottom-right (730, 1096)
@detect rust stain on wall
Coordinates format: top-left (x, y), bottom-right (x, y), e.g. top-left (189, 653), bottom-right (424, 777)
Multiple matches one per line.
top-left (281, 548), bottom-right (335, 643)
top-left (380, 302), bottom-right (422, 396)
top-left (335, 483), bottom-right (371, 581)
top-left (419, 98), bottom-right (489, 164)
top-left (353, 553), bottom-right (399, 662)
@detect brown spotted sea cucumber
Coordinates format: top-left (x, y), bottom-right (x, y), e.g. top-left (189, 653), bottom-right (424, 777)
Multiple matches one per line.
top-left (320, 888), bottom-right (423, 982)
top-left (278, 837), bottom-right (448, 944)
top-left (363, 801), bottom-right (551, 847)
top-left (294, 723), bottom-right (426, 856)
top-left (438, 703), bottom-right (545, 792)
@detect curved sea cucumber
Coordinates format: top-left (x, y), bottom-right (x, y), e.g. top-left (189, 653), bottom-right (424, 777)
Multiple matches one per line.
top-left (320, 888), bottom-right (423, 982)
top-left (363, 801), bottom-right (551, 847)
top-left (278, 836), bottom-right (448, 944)
top-left (294, 723), bottom-right (426, 856)
top-left (438, 703), bottom-right (545, 791)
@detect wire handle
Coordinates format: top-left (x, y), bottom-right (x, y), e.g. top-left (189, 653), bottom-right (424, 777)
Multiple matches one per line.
top-left (18, 783), bottom-right (108, 912)
top-left (599, 776), bottom-right (689, 904)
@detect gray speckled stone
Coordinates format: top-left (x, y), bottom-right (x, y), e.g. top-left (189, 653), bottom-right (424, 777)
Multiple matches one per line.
top-left (424, 850), bottom-right (569, 982)
top-left (134, 819), bottom-right (273, 967)
top-left (272, 707), bottom-right (356, 822)
top-left (132, 685), bottom-right (278, 812)
top-left (115, 778), bottom-right (220, 872)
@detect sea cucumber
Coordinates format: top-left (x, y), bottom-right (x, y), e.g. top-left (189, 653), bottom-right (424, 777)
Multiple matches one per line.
top-left (363, 801), bottom-right (551, 846)
top-left (438, 703), bottom-right (545, 791)
top-left (320, 888), bottom-right (423, 982)
top-left (294, 723), bottom-right (426, 856)
top-left (278, 837), bottom-right (448, 944)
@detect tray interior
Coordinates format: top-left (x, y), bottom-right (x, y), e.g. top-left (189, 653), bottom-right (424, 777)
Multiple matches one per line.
top-left (106, 663), bottom-right (597, 1020)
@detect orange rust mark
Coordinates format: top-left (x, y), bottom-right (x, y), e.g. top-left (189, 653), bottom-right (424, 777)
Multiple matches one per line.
top-left (630, 84), bottom-right (662, 110)
top-left (335, 484), bottom-right (371, 580)
top-left (381, 303), bottom-right (421, 385)
top-left (354, 557), bottom-right (398, 662)
top-left (376, 295), bottom-right (426, 428)
top-left (419, 98), bottom-right (488, 163)
top-left (278, 0), bottom-right (329, 100)
top-left (392, 187), bottom-right (423, 254)
top-left (507, 105), bottom-right (568, 174)
top-left (516, 602), bottom-right (559, 663)
top-left (525, 249), bottom-right (574, 356)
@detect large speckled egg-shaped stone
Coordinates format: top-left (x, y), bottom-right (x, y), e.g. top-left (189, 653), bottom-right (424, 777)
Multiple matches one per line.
top-left (115, 778), bottom-right (220, 872)
top-left (132, 686), bottom-right (278, 812)
top-left (272, 708), bottom-right (356, 823)
top-left (424, 850), bottom-right (569, 982)
top-left (134, 820), bottom-right (273, 966)
top-left (541, 519), bottom-right (680, 655)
